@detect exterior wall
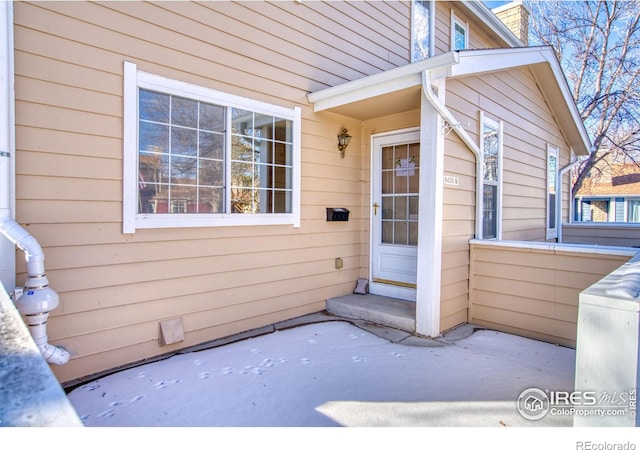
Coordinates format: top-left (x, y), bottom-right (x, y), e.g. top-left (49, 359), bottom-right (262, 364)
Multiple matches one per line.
top-left (469, 240), bottom-right (634, 348)
top-left (563, 223), bottom-right (640, 247)
top-left (436, 65), bottom-right (575, 332)
top-left (10, 0), bottom-right (571, 384)
top-left (12, 0), bottom-right (411, 383)
top-left (434, 1), bottom-right (507, 54)
top-left (447, 67), bottom-right (572, 242)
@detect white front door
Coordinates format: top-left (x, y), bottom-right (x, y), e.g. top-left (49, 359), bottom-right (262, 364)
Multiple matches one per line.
top-left (370, 130), bottom-right (420, 300)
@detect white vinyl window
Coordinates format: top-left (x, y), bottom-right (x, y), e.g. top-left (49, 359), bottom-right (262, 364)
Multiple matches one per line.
top-left (480, 113), bottom-right (503, 240)
top-left (546, 145), bottom-right (559, 239)
top-left (412, 0), bottom-right (434, 61)
top-left (123, 62), bottom-right (301, 233)
top-left (451, 11), bottom-right (468, 51)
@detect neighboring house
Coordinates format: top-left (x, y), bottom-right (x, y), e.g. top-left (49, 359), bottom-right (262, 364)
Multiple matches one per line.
top-left (0, 0), bottom-right (591, 385)
top-left (573, 162), bottom-right (640, 223)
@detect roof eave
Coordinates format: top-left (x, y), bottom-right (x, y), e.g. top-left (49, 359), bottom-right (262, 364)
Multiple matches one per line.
top-left (306, 52), bottom-right (458, 113)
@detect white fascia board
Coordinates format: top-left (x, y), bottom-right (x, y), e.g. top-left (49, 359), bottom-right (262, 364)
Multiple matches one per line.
top-left (307, 52), bottom-right (458, 113)
top-left (447, 47), bottom-right (550, 78)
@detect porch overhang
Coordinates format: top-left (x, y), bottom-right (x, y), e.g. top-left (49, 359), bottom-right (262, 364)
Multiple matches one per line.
top-left (307, 47), bottom-right (592, 156)
top-left (307, 52), bottom-right (458, 120)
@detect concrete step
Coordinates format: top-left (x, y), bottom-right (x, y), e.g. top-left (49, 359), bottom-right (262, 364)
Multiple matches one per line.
top-left (326, 294), bottom-right (416, 333)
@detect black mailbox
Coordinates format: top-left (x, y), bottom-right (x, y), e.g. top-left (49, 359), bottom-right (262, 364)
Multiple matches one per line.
top-left (326, 208), bottom-right (350, 222)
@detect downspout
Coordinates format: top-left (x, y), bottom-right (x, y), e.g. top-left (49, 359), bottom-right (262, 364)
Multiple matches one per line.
top-left (422, 70), bottom-right (483, 238)
top-left (0, 2), bottom-right (69, 365)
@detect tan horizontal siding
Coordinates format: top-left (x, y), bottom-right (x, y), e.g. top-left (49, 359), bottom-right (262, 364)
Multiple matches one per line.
top-left (469, 242), bottom-right (633, 347)
top-left (562, 224), bottom-right (640, 247)
top-left (13, 0), bottom-right (407, 383)
top-left (447, 65), bottom-right (570, 242)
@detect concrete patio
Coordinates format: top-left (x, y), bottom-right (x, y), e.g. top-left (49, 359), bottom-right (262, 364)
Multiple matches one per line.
top-left (65, 307), bottom-right (577, 427)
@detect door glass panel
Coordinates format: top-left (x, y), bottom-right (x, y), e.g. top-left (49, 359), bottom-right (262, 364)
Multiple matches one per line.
top-left (394, 197), bottom-right (407, 220)
top-left (382, 197), bottom-right (393, 220)
top-left (379, 142), bottom-right (419, 247)
top-left (382, 146), bottom-right (395, 170)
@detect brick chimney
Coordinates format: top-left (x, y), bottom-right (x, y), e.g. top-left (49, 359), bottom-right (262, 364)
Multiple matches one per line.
top-left (493, 0), bottom-right (530, 46)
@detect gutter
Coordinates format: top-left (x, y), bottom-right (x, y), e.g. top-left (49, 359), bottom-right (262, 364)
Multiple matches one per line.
top-left (421, 70), bottom-right (483, 239)
top-left (0, 1), bottom-right (69, 365)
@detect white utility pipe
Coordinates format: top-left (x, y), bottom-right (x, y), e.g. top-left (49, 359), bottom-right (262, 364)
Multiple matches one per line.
top-left (0, 1), bottom-right (69, 365)
top-left (421, 70), bottom-right (483, 238)
top-left (0, 217), bottom-right (71, 365)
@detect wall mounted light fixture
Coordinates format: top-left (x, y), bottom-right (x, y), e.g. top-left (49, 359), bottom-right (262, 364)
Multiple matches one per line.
top-left (337, 128), bottom-right (352, 158)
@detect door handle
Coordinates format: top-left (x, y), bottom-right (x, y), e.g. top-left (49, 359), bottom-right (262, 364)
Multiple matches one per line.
top-left (373, 202), bottom-right (379, 215)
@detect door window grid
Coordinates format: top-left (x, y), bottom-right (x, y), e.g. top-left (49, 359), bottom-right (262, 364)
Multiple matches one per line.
top-left (381, 143), bottom-right (420, 246)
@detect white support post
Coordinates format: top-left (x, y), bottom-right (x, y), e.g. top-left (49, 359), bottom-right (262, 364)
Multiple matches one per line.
top-left (415, 75), bottom-right (444, 337)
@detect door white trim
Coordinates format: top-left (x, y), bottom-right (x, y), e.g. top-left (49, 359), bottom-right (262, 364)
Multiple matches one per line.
top-left (369, 128), bottom-right (420, 302)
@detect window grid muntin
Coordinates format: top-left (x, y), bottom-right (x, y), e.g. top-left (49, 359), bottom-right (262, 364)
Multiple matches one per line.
top-left (138, 90), bottom-right (293, 216)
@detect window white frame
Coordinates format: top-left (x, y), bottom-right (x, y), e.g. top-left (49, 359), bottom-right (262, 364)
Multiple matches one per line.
top-left (123, 62), bottom-right (301, 233)
top-left (411, 0), bottom-right (435, 62)
top-left (546, 144), bottom-right (559, 239)
top-left (479, 112), bottom-right (503, 240)
top-left (450, 11), bottom-right (469, 51)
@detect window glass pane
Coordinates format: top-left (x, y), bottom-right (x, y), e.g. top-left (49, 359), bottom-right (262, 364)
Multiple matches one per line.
top-left (273, 190), bottom-right (291, 213)
top-left (171, 156), bottom-right (197, 185)
top-left (548, 193), bottom-right (556, 229)
top-left (199, 160), bottom-right (224, 187)
top-left (454, 22), bottom-right (466, 50)
top-left (200, 103), bottom-right (225, 132)
top-left (231, 188), bottom-right (253, 213)
top-left (274, 118), bottom-right (292, 142)
top-left (483, 184), bottom-right (497, 239)
top-left (231, 161), bottom-right (255, 188)
top-left (198, 187), bottom-right (224, 213)
top-left (199, 131), bottom-right (224, 160)
top-left (139, 90), bottom-right (169, 122)
top-left (548, 154), bottom-right (557, 194)
top-left (171, 128), bottom-right (197, 157)
top-left (412, 0), bottom-right (431, 61)
top-left (232, 109), bottom-right (253, 136)
top-left (139, 122), bottom-right (169, 154)
top-left (274, 143), bottom-right (292, 166)
top-left (483, 124), bottom-right (499, 182)
top-left (170, 185), bottom-right (196, 213)
top-left (274, 166), bottom-right (291, 189)
top-left (171, 96), bottom-right (198, 128)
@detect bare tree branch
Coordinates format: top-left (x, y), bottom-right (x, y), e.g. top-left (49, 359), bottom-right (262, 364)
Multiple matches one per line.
top-left (529, 0), bottom-right (640, 197)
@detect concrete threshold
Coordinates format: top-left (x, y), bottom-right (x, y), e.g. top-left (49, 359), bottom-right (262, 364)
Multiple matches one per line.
top-left (326, 294), bottom-right (416, 333)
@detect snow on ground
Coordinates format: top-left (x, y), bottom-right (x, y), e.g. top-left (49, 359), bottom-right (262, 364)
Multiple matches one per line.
top-left (67, 320), bottom-right (576, 427)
